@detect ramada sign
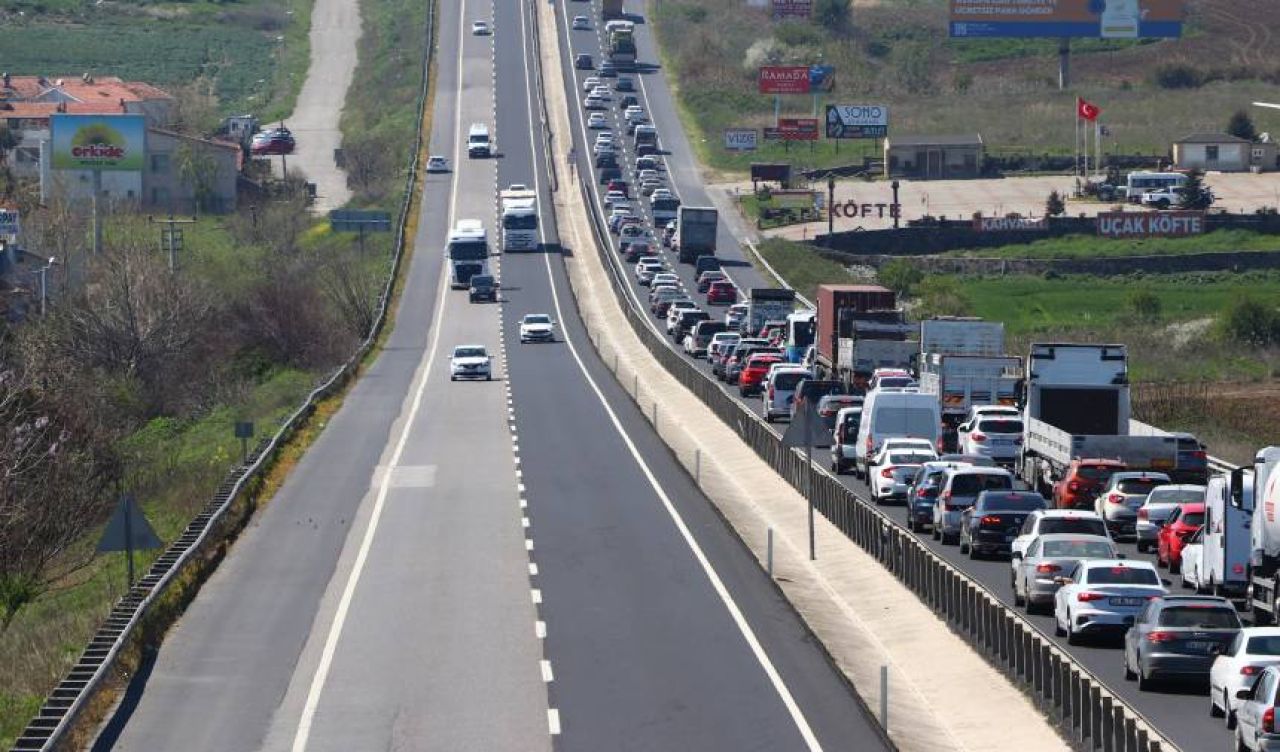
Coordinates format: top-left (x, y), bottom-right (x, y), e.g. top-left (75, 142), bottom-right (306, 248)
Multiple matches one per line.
top-left (1097, 211), bottom-right (1204, 238)
top-left (758, 66), bottom-right (811, 94)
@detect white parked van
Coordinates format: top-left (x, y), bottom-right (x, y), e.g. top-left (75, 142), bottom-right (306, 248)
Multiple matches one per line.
top-left (763, 367), bottom-right (811, 423)
top-left (854, 389), bottom-right (942, 478)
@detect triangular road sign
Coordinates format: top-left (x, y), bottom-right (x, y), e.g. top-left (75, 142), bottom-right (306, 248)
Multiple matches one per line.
top-left (780, 402), bottom-right (824, 448)
top-left (97, 494), bottom-right (162, 553)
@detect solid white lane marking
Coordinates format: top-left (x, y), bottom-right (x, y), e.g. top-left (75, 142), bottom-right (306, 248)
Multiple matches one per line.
top-left (547, 708), bottom-right (561, 735)
top-left (540, 659), bottom-right (554, 682)
top-left (531, 4), bottom-right (823, 750)
top-left (290, 6), bottom-right (477, 750)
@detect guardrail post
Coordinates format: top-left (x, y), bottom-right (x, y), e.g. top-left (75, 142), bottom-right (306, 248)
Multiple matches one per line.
top-left (1089, 684), bottom-right (1102, 748)
top-left (1101, 695), bottom-right (1114, 752)
top-left (1071, 670), bottom-right (1083, 740)
top-left (1136, 727), bottom-right (1150, 752)
top-left (1112, 703), bottom-right (1127, 752)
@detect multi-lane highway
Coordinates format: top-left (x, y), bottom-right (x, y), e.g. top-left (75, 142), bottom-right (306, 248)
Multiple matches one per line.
top-left (88, 0), bottom-right (888, 749)
top-left (554, 2), bottom-right (1235, 751)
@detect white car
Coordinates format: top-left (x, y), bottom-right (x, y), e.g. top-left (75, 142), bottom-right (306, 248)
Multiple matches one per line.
top-left (471, 20), bottom-right (490, 35)
top-left (581, 76), bottom-right (601, 92)
top-left (449, 345), bottom-right (492, 381)
top-left (426, 155), bottom-right (449, 173)
top-left (587, 113), bottom-right (608, 129)
top-left (867, 442), bottom-right (938, 504)
top-left (1210, 628), bottom-right (1280, 726)
top-left (640, 180), bottom-right (665, 196)
top-left (651, 272), bottom-right (679, 290)
top-left (956, 413), bottom-right (1024, 468)
top-left (518, 314), bottom-right (555, 343)
top-left (635, 260), bottom-right (664, 285)
top-left (624, 106), bottom-right (646, 122)
top-left (1010, 509), bottom-right (1112, 564)
top-left (637, 168), bottom-right (662, 183)
top-left (571, 15), bottom-right (590, 29)
top-left (584, 95), bottom-right (605, 110)
top-left (1234, 665), bottom-right (1280, 751)
top-left (1178, 529), bottom-right (1206, 591)
top-left (591, 85), bottom-right (611, 100)
top-left (1094, 471), bottom-right (1171, 541)
top-left (603, 190), bottom-right (627, 208)
top-left (650, 187), bottom-right (674, 201)
top-left (665, 300), bottom-right (698, 333)
top-left (1052, 559), bottom-right (1165, 645)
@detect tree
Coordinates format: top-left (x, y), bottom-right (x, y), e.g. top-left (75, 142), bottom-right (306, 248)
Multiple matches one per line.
top-left (813, 0), bottom-right (851, 34)
top-left (877, 258), bottom-right (922, 295)
top-left (1226, 110), bottom-right (1258, 142)
top-left (916, 276), bottom-right (973, 318)
top-left (1218, 297), bottom-right (1280, 347)
top-left (1045, 189), bottom-right (1066, 217)
top-left (1178, 168), bottom-right (1214, 210)
top-left (1127, 289), bottom-right (1162, 322)
top-left (0, 125), bottom-right (17, 166)
top-left (175, 142), bottom-right (221, 213)
top-left (167, 77), bottom-right (220, 137)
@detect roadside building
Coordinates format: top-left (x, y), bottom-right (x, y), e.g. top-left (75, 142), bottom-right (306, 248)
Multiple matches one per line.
top-left (1173, 132), bottom-right (1277, 173)
top-left (884, 134), bottom-right (984, 180)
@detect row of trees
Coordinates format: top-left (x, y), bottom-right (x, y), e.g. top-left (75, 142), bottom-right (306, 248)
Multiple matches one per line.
top-left (0, 182), bottom-right (385, 625)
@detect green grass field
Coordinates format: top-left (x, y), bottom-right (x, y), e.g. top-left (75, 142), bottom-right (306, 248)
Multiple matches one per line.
top-left (945, 229), bottom-right (1280, 259)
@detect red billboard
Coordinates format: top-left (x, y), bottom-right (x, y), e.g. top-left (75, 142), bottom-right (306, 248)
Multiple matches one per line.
top-left (777, 118), bottom-right (818, 141)
top-left (758, 66), bottom-right (811, 94)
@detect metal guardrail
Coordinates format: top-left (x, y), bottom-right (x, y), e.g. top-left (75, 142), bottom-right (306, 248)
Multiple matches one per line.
top-left (576, 169), bottom-right (1177, 751)
top-left (742, 239), bottom-right (813, 310)
top-left (9, 4), bottom-right (438, 750)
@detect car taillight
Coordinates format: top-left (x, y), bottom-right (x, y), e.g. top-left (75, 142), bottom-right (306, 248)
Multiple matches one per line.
top-left (1107, 493), bottom-right (1125, 504)
top-left (1146, 631), bottom-right (1178, 643)
top-left (1265, 706), bottom-right (1276, 734)
top-left (921, 487), bottom-right (937, 497)
top-left (1235, 564), bottom-right (1247, 575)
top-left (1035, 563), bottom-right (1061, 574)
top-left (1077, 592), bottom-right (1105, 602)
top-left (1067, 481), bottom-right (1080, 493)
top-left (866, 437), bottom-right (873, 454)
top-left (971, 433), bottom-right (987, 443)
top-left (979, 515), bottom-right (1002, 527)
top-left (881, 466), bottom-right (896, 478)
top-left (1137, 508), bottom-right (1148, 520)
top-left (1242, 665), bottom-right (1263, 676)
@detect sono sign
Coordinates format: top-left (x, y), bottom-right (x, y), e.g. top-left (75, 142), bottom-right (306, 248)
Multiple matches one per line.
top-left (1097, 211), bottom-right (1204, 238)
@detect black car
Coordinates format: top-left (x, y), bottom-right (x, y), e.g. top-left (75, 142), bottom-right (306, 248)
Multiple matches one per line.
top-left (673, 310), bottom-right (711, 342)
top-left (694, 255), bottom-right (722, 275)
top-left (468, 274), bottom-right (497, 303)
top-left (636, 142), bottom-right (658, 157)
top-left (620, 95), bottom-right (639, 110)
top-left (575, 53), bottom-right (593, 70)
top-left (598, 166), bottom-right (622, 185)
top-left (599, 61), bottom-right (618, 77)
top-left (595, 152), bottom-right (618, 168)
top-left (790, 379), bottom-right (845, 422)
top-left (959, 490), bottom-right (1046, 559)
top-left (616, 77), bottom-right (635, 92)
top-left (906, 466), bottom-right (948, 532)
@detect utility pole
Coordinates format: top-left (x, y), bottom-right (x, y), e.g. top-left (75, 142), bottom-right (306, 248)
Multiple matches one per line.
top-left (827, 173), bottom-right (836, 244)
top-left (148, 214), bottom-right (198, 272)
top-left (35, 256), bottom-right (58, 316)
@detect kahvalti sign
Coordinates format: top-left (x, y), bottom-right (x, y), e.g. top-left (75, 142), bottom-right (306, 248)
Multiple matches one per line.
top-left (949, 0), bottom-right (1184, 39)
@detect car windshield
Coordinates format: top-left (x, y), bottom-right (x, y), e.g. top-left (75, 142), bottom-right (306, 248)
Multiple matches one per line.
top-left (951, 473), bottom-right (1012, 496)
top-left (455, 347), bottom-right (486, 358)
top-left (1180, 512), bottom-right (1205, 526)
top-left (524, 315), bottom-right (551, 325)
top-left (773, 372), bottom-right (809, 390)
top-left (980, 494), bottom-right (1044, 512)
top-left (1158, 606), bottom-right (1241, 629)
top-left (1040, 518), bottom-right (1109, 537)
top-left (978, 420), bottom-right (1023, 434)
top-left (1247, 636), bottom-right (1280, 655)
top-left (1086, 566), bottom-right (1160, 585)
top-left (889, 453), bottom-right (934, 465)
top-left (1148, 489), bottom-right (1205, 505)
top-left (1077, 466), bottom-right (1118, 480)
top-left (1041, 540), bottom-right (1114, 558)
top-left (1118, 479), bottom-right (1164, 494)
top-left (878, 377), bottom-right (914, 388)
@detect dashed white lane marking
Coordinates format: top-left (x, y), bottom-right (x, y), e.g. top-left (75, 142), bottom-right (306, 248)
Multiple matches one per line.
top-left (529, 562), bottom-right (539, 575)
top-left (531, 588), bottom-right (542, 604)
top-left (547, 708), bottom-right (562, 735)
top-left (540, 659), bottom-right (555, 682)
top-left (526, 538), bottom-right (534, 551)
top-left (536, 620), bottom-right (547, 638)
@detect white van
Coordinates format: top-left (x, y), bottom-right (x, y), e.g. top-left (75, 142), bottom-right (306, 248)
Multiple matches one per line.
top-left (763, 366), bottom-right (811, 423)
top-left (1185, 474), bottom-right (1251, 596)
top-left (854, 389), bottom-right (942, 478)
top-left (467, 123), bottom-right (491, 158)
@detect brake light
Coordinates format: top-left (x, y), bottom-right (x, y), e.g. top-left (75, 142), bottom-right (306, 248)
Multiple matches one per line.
top-left (1146, 631), bottom-right (1178, 643)
top-left (971, 433), bottom-right (987, 443)
top-left (921, 487), bottom-right (938, 497)
top-left (1035, 563), bottom-right (1061, 574)
top-left (1265, 706), bottom-right (1276, 734)
top-left (1076, 592), bottom-right (1105, 602)
top-left (1235, 564), bottom-right (1246, 575)
top-left (1191, 451), bottom-right (1207, 461)
top-left (1068, 481), bottom-right (1080, 493)
top-left (941, 490), bottom-right (954, 510)
top-left (1107, 493), bottom-right (1125, 505)
top-left (1242, 665), bottom-right (1262, 676)
top-left (881, 467), bottom-right (896, 479)
top-left (979, 515), bottom-right (1002, 527)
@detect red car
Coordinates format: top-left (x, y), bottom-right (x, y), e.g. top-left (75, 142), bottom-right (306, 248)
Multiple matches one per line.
top-left (250, 127), bottom-right (296, 156)
top-left (1156, 501), bottom-right (1205, 573)
top-left (1053, 458), bottom-right (1125, 510)
top-left (697, 270), bottom-right (727, 293)
top-left (738, 353), bottom-right (783, 396)
top-left (607, 179), bottom-right (630, 197)
top-left (706, 280), bottom-right (737, 305)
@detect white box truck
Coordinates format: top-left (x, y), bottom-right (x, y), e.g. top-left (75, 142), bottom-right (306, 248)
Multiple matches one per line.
top-left (499, 185), bottom-right (539, 252)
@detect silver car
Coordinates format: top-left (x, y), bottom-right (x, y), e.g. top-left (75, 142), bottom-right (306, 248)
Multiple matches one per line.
top-left (1234, 665), bottom-right (1280, 751)
top-left (1012, 533), bottom-right (1118, 613)
top-left (932, 466), bottom-right (1014, 545)
top-left (1094, 471), bottom-right (1172, 541)
top-left (1136, 484), bottom-right (1206, 553)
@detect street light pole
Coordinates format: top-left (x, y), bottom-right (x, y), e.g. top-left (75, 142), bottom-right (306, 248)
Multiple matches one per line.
top-left (36, 256), bottom-right (57, 316)
top-left (827, 174), bottom-right (836, 244)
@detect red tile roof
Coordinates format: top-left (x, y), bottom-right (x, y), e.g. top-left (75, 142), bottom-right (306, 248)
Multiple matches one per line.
top-left (0, 101), bottom-right (127, 119)
top-left (0, 75), bottom-right (172, 105)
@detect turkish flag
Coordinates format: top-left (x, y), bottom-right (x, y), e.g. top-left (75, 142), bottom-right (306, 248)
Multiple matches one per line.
top-left (1077, 97), bottom-right (1101, 121)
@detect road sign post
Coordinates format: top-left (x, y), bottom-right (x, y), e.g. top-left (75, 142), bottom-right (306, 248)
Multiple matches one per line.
top-left (329, 210), bottom-right (392, 253)
top-left (97, 493), bottom-right (162, 587)
top-left (235, 421), bottom-right (255, 465)
top-left (782, 402), bottom-right (823, 560)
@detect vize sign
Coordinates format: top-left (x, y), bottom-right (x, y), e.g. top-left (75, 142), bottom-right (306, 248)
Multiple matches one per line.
top-left (51, 114), bottom-right (146, 171)
top-left (724, 129), bottom-right (759, 151)
top-left (759, 66), bottom-right (811, 94)
top-left (1097, 211), bottom-right (1204, 238)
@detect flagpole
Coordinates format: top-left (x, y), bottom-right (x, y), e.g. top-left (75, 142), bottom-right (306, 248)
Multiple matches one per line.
top-left (1095, 119), bottom-right (1102, 181)
top-left (1075, 98), bottom-right (1080, 181)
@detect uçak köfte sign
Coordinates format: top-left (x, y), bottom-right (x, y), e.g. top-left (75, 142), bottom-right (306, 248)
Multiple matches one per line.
top-left (1097, 211), bottom-right (1204, 238)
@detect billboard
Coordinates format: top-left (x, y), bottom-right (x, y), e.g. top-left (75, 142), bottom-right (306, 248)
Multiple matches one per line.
top-left (772, 118), bottom-right (818, 141)
top-left (1097, 211), bottom-right (1203, 238)
top-left (772, 0), bottom-right (811, 19)
top-left (724, 129), bottom-right (759, 151)
top-left (759, 66), bottom-right (811, 94)
top-left (975, 216), bottom-right (1048, 231)
top-left (51, 114), bottom-right (146, 171)
top-left (825, 104), bottom-right (889, 139)
top-left (0, 209), bottom-right (18, 237)
top-left (949, 0), bottom-right (1184, 39)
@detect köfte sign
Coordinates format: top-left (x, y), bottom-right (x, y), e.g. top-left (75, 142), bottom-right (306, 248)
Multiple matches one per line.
top-left (1097, 211), bottom-right (1204, 238)
top-left (51, 114), bottom-right (146, 171)
top-left (724, 129), bottom-right (758, 151)
top-left (975, 216), bottom-right (1047, 231)
top-left (759, 66), bottom-right (811, 94)
top-left (825, 104), bottom-right (889, 139)
top-left (831, 200), bottom-right (901, 219)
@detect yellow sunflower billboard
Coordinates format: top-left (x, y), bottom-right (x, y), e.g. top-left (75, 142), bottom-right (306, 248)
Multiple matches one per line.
top-left (51, 114), bottom-right (146, 171)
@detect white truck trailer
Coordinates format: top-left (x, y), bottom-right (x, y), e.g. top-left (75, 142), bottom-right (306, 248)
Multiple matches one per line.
top-left (499, 185), bottom-right (539, 252)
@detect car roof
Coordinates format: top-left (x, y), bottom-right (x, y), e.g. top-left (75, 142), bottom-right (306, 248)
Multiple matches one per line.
top-left (1033, 533), bottom-right (1113, 544)
top-left (1036, 509), bottom-right (1103, 519)
top-left (1151, 595), bottom-right (1233, 606)
top-left (453, 344), bottom-right (486, 351)
top-left (1081, 558), bottom-right (1156, 570)
top-left (946, 466), bottom-right (1011, 476)
top-left (1111, 471), bottom-right (1172, 481)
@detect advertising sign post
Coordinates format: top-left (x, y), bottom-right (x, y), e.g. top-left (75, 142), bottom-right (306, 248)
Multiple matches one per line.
top-left (51, 114), bottom-right (147, 256)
